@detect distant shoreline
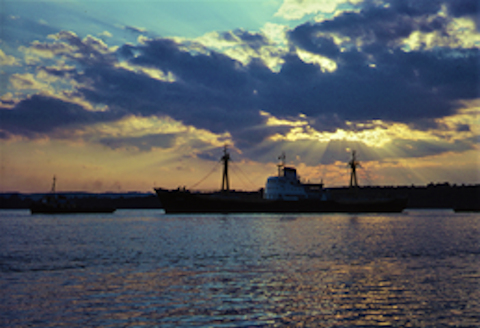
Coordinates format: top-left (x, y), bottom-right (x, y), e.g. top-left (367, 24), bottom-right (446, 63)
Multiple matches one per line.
top-left (1, 183), bottom-right (479, 210)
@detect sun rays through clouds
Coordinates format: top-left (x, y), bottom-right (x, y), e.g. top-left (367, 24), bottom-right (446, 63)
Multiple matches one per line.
top-left (1, 0), bottom-right (479, 192)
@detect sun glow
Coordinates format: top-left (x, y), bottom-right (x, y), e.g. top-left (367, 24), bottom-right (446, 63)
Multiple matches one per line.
top-left (268, 120), bottom-right (394, 148)
top-left (263, 108), bottom-right (479, 151)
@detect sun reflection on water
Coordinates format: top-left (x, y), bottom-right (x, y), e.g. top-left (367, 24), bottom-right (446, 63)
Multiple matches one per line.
top-left (1, 211), bottom-right (479, 327)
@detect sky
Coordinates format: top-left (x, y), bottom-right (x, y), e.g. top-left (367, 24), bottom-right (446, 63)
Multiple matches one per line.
top-left (1, 0), bottom-right (479, 193)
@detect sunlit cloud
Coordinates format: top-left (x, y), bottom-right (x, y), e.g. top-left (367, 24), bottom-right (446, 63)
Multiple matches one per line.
top-left (98, 31), bottom-right (113, 38)
top-left (115, 61), bottom-right (176, 82)
top-left (402, 16), bottom-right (480, 51)
top-left (83, 115), bottom-right (231, 152)
top-left (262, 108), bottom-right (478, 162)
top-left (260, 110), bottom-right (308, 127)
top-left (20, 39), bottom-right (74, 60)
top-left (0, 93), bottom-right (17, 109)
top-left (275, 0), bottom-right (362, 20)
top-left (10, 73), bottom-right (51, 91)
top-left (0, 49), bottom-right (19, 66)
top-left (296, 48), bottom-right (338, 72)
top-left (194, 28), bottom-right (288, 72)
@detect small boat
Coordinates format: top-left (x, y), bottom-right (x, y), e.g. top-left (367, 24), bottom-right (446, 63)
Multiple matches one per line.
top-left (155, 148), bottom-right (408, 214)
top-left (30, 177), bottom-right (116, 214)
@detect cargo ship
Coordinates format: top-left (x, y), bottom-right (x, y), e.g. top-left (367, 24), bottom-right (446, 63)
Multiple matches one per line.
top-left (154, 148), bottom-right (408, 214)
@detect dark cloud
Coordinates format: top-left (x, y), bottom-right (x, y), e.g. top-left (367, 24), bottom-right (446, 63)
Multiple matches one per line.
top-left (74, 38), bottom-right (266, 141)
top-left (272, 0), bottom-right (479, 127)
top-left (456, 124), bottom-right (471, 132)
top-left (0, 98), bottom-right (16, 107)
top-left (307, 0), bottom-right (448, 47)
top-left (0, 131), bottom-right (11, 139)
top-left (230, 29), bottom-right (271, 51)
top-left (256, 47), bottom-right (478, 125)
top-left (131, 38), bottom-right (251, 91)
top-left (116, 44), bottom-right (138, 60)
top-left (447, 0), bottom-right (479, 28)
top-left (33, 31), bottom-right (116, 67)
top-left (288, 23), bottom-right (340, 58)
top-left (39, 66), bottom-right (77, 78)
top-left (234, 125), bottom-right (292, 151)
top-left (0, 95), bottom-right (124, 138)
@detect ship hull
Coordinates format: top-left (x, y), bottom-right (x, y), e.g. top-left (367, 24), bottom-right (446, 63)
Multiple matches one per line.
top-left (155, 189), bottom-right (408, 214)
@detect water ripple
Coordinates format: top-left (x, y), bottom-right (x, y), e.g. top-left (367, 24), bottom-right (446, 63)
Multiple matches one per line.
top-left (0, 210), bottom-right (479, 327)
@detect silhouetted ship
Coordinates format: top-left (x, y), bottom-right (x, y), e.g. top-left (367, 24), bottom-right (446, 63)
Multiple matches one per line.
top-left (30, 177), bottom-right (116, 214)
top-left (155, 148), bottom-right (408, 214)
top-left (454, 204), bottom-right (480, 212)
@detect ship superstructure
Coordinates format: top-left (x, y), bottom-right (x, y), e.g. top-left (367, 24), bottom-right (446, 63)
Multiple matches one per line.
top-left (264, 153), bottom-right (326, 201)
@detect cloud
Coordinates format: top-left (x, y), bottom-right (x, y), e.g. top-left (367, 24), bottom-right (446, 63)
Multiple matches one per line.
top-left (9, 73), bottom-right (48, 91)
top-left (275, 0), bottom-right (362, 20)
top-left (446, 0), bottom-right (479, 27)
top-left (124, 25), bottom-right (147, 34)
top-left (70, 37), bottom-right (266, 142)
top-left (196, 27), bottom-right (288, 71)
top-left (3, 0), bottom-right (478, 165)
top-left (289, 26), bottom-right (341, 58)
top-left (0, 93), bottom-right (17, 109)
top-left (98, 31), bottom-right (112, 38)
top-left (87, 115), bottom-right (231, 153)
top-left (0, 49), bottom-right (19, 66)
top-left (306, 1), bottom-right (449, 48)
top-left (280, 1), bottom-right (479, 126)
top-left (0, 94), bottom-right (124, 138)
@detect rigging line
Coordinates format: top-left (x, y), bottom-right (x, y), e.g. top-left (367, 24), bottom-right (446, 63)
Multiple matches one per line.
top-left (230, 161), bottom-right (258, 189)
top-left (359, 166), bottom-right (373, 186)
top-left (229, 165), bottom-right (249, 190)
top-left (189, 161), bottom-right (220, 190)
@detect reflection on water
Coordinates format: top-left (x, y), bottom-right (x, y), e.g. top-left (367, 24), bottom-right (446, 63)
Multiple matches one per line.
top-left (0, 210), bottom-right (479, 327)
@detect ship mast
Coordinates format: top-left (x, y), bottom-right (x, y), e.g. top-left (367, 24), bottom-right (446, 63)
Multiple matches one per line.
top-left (278, 152), bottom-right (285, 177)
top-left (221, 145), bottom-right (230, 193)
top-left (349, 151), bottom-right (360, 188)
top-left (51, 175), bottom-right (56, 194)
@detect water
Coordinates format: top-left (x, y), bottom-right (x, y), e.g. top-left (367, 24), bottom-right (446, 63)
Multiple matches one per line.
top-left (1, 209), bottom-right (479, 327)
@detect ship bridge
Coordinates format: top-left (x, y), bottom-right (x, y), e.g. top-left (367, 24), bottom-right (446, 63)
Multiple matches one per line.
top-left (264, 154), bottom-right (327, 201)
top-left (264, 166), bottom-right (307, 200)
